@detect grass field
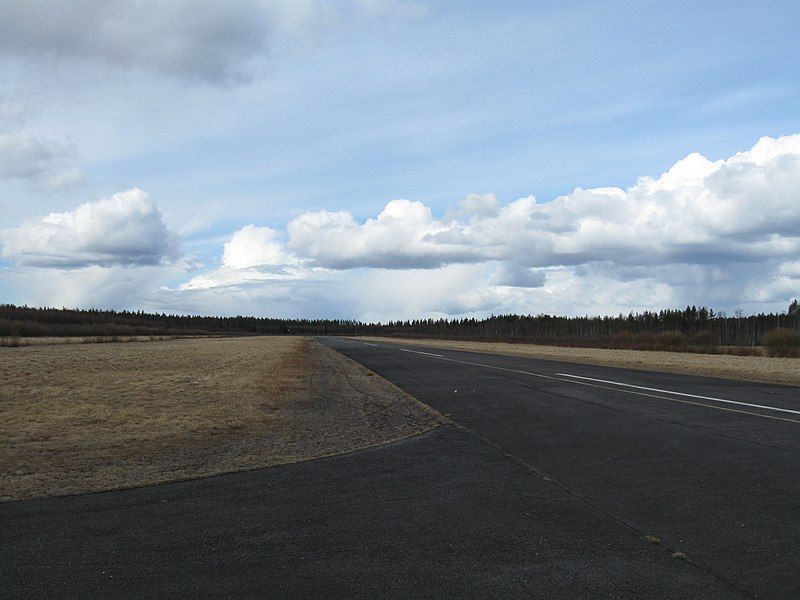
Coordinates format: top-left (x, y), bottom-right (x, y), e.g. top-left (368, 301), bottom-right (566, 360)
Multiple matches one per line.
top-left (0, 335), bottom-right (206, 347)
top-left (356, 337), bottom-right (800, 386)
top-left (0, 337), bottom-right (443, 501)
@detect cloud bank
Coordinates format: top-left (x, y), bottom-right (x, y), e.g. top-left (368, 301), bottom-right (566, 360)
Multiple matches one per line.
top-left (280, 134), bottom-right (800, 272)
top-left (181, 133), bottom-right (800, 317)
top-left (3, 134), bottom-right (799, 318)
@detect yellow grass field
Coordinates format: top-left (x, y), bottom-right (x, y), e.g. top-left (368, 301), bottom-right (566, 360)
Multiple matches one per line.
top-left (0, 337), bottom-right (443, 501)
top-left (356, 337), bottom-right (800, 386)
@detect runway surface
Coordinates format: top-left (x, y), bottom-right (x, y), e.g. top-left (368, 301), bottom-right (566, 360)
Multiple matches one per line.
top-left (3, 337), bottom-right (800, 598)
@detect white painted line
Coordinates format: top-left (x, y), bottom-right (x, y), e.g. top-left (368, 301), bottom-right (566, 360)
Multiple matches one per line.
top-left (383, 345), bottom-right (800, 422)
top-left (399, 348), bottom-right (444, 358)
top-left (363, 342), bottom-right (379, 347)
top-left (556, 373), bottom-right (800, 416)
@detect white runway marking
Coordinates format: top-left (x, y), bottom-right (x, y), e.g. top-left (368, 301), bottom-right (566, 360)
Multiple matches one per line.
top-left (555, 373), bottom-right (800, 416)
top-left (368, 343), bottom-right (800, 423)
top-left (399, 348), bottom-right (444, 357)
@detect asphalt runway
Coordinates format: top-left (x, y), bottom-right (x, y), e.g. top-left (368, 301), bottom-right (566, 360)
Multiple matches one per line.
top-left (3, 338), bottom-right (800, 598)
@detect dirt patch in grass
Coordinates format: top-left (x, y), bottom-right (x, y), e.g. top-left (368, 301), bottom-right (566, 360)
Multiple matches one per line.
top-left (355, 337), bottom-right (800, 387)
top-left (0, 337), bottom-right (443, 501)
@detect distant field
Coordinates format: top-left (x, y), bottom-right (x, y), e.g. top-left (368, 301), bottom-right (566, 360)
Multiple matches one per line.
top-left (357, 337), bottom-right (800, 386)
top-left (0, 337), bottom-right (443, 501)
top-left (0, 335), bottom-right (204, 347)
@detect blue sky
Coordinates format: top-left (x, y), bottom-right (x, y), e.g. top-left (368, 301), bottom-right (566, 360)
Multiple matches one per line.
top-left (1, 1), bottom-right (799, 319)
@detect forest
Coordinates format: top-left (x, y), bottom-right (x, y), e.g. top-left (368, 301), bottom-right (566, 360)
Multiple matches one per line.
top-left (1, 301), bottom-right (798, 355)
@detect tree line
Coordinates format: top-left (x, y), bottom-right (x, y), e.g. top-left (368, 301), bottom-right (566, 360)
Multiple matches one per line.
top-left (1, 302), bottom-right (798, 350)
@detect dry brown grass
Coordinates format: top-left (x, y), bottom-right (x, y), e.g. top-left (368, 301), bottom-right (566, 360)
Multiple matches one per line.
top-left (643, 535), bottom-right (661, 544)
top-left (356, 337), bottom-right (800, 386)
top-left (0, 334), bottom-right (212, 347)
top-left (0, 337), bottom-right (443, 501)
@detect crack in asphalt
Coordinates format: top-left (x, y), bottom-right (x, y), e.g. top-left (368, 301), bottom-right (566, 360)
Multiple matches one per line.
top-left (445, 420), bottom-right (755, 600)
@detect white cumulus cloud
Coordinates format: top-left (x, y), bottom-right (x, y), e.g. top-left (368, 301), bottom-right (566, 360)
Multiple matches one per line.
top-left (222, 224), bottom-right (295, 269)
top-left (180, 224), bottom-right (305, 291)
top-left (1, 188), bottom-right (180, 268)
top-left (287, 199), bottom-right (481, 268)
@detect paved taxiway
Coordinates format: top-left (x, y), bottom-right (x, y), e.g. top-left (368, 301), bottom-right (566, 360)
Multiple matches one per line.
top-left (3, 337), bottom-right (799, 598)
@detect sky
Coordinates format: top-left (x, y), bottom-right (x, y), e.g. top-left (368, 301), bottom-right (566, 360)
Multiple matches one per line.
top-left (0, 0), bottom-right (799, 321)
